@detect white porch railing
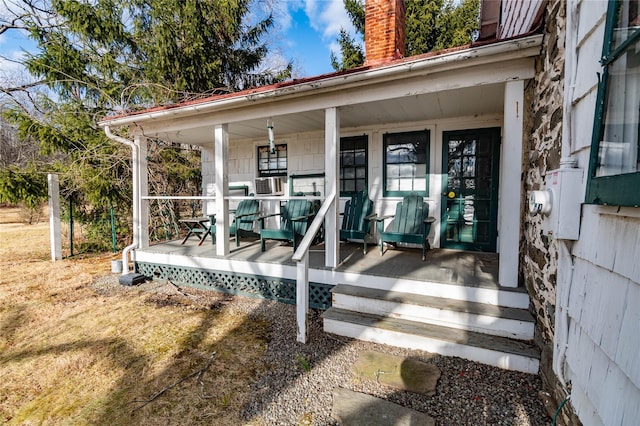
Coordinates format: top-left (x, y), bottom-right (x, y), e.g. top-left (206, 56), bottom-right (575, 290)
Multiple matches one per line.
top-left (141, 195), bottom-right (324, 201)
top-left (142, 192), bottom-right (333, 343)
top-left (292, 189), bottom-right (336, 343)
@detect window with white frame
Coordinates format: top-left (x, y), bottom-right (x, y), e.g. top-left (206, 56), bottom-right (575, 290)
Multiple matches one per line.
top-left (383, 130), bottom-right (430, 197)
top-left (587, 0), bottom-right (640, 206)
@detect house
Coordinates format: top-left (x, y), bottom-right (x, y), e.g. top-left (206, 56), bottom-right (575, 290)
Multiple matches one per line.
top-left (99, 0), bottom-right (639, 424)
top-left (522, 0), bottom-right (640, 424)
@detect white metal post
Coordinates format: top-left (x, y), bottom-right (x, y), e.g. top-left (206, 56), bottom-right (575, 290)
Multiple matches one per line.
top-left (48, 174), bottom-right (62, 261)
top-left (499, 80), bottom-right (525, 287)
top-left (136, 134), bottom-right (149, 249)
top-left (325, 107), bottom-right (340, 268)
top-left (296, 250), bottom-right (310, 343)
top-left (201, 144), bottom-right (216, 217)
top-left (214, 124), bottom-right (230, 256)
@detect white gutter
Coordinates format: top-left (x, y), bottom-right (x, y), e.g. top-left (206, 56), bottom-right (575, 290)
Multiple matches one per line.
top-left (104, 125), bottom-right (139, 275)
top-left (99, 35), bottom-right (543, 129)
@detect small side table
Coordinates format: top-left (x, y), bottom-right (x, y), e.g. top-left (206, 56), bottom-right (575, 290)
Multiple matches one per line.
top-left (179, 216), bottom-right (214, 246)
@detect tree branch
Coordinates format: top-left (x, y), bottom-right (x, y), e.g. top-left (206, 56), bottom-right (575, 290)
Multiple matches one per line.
top-left (130, 351), bottom-right (217, 411)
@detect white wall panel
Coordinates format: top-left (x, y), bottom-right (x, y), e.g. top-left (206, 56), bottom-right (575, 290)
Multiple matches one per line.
top-left (568, 258), bottom-right (588, 322)
top-left (594, 215), bottom-right (617, 270)
top-left (566, 320), bottom-right (591, 379)
top-left (584, 346), bottom-right (609, 412)
top-left (576, 0), bottom-right (607, 45)
top-left (594, 280), bottom-right (626, 360)
top-left (611, 218), bottom-right (640, 280)
top-left (569, 375), bottom-right (604, 426)
top-left (571, 90), bottom-right (597, 152)
top-left (574, 25), bottom-right (605, 101)
top-left (621, 379), bottom-right (640, 424)
top-left (598, 359), bottom-right (627, 425)
top-left (555, 2), bottom-right (640, 424)
top-left (615, 281), bottom-right (640, 388)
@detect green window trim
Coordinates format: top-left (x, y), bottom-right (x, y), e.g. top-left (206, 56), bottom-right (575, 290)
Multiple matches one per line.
top-left (340, 135), bottom-right (368, 197)
top-left (383, 130), bottom-right (430, 197)
top-left (586, 0), bottom-right (640, 206)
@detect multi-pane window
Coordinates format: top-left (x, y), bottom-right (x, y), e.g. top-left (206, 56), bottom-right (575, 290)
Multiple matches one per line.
top-left (340, 135), bottom-right (368, 196)
top-left (383, 130), bottom-right (430, 196)
top-left (257, 144), bottom-right (287, 177)
top-left (587, 0), bottom-right (640, 206)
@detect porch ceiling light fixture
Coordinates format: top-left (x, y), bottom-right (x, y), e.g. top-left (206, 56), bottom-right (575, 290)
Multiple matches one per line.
top-left (267, 119), bottom-right (275, 154)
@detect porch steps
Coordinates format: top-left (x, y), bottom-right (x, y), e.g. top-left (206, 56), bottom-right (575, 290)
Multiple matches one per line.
top-left (323, 284), bottom-right (539, 374)
top-left (323, 308), bottom-right (540, 374)
top-left (329, 284), bottom-right (535, 340)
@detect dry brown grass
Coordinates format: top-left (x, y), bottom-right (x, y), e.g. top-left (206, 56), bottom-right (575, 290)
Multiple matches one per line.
top-left (0, 207), bottom-right (269, 425)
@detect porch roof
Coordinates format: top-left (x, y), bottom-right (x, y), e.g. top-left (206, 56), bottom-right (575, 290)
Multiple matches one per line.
top-left (99, 35), bottom-right (542, 145)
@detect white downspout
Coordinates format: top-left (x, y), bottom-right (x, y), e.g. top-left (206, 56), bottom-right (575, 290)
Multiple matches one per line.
top-left (553, 0), bottom-right (578, 388)
top-left (103, 125), bottom-right (139, 274)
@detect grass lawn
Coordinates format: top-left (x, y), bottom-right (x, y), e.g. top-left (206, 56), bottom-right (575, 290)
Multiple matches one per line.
top-left (0, 207), bottom-right (269, 425)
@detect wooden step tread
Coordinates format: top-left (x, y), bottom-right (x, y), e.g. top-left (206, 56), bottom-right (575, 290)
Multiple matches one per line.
top-left (331, 284), bottom-right (534, 322)
top-left (323, 307), bottom-right (540, 360)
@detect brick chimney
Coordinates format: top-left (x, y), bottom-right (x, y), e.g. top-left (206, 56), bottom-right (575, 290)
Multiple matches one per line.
top-left (364, 0), bottom-right (406, 66)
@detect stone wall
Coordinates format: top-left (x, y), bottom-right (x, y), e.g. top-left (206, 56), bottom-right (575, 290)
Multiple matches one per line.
top-left (521, 0), bottom-right (580, 424)
top-left (522, 0), bottom-right (563, 345)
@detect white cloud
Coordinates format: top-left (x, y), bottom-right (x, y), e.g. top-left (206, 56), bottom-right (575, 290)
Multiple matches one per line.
top-left (0, 49), bottom-right (28, 77)
top-left (328, 40), bottom-right (341, 57)
top-left (304, 0), bottom-right (355, 40)
top-left (261, 0), bottom-right (363, 76)
top-left (274, 0), bottom-right (302, 33)
top-left (0, 29), bottom-right (38, 93)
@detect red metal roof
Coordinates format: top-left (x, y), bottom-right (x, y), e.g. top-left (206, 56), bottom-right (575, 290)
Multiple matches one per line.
top-left (103, 30), bottom-right (540, 122)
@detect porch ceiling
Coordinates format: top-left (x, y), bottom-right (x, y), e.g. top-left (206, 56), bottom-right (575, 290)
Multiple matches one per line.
top-left (150, 83), bottom-right (505, 145)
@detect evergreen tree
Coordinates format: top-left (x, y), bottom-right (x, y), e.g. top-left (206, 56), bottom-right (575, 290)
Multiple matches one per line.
top-left (330, 29), bottom-right (365, 72)
top-left (433, 0), bottom-right (481, 52)
top-left (0, 0), bottom-right (290, 249)
top-left (331, 0), bottom-right (480, 71)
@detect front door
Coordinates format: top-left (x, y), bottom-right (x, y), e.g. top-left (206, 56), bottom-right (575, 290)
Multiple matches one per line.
top-left (441, 128), bottom-right (500, 252)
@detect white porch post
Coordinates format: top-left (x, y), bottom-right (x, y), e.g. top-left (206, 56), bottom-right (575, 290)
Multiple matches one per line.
top-left (296, 251), bottom-right (310, 343)
top-left (201, 143), bottom-right (215, 218)
top-left (499, 80), bottom-right (524, 287)
top-left (325, 107), bottom-right (340, 268)
top-left (215, 124), bottom-right (230, 256)
top-left (136, 134), bottom-right (149, 249)
top-left (47, 173), bottom-right (62, 261)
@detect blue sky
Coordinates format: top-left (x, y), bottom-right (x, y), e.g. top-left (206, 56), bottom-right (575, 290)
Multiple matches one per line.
top-left (0, 0), bottom-right (357, 88)
top-left (273, 0), bottom-right (358, 76)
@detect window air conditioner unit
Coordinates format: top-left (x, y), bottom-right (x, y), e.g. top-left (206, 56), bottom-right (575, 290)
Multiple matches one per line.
top-left (254, 177), bottom-right (284, 195)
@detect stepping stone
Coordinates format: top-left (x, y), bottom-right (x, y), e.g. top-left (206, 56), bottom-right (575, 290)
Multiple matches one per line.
top-left (352, 350), bottom-right (441, 396)
top-left (331, 387), bottom-right (435, 426)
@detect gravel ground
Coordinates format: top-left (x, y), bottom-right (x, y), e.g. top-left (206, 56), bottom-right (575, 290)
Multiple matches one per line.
top-left (94, 276), bottom-right (550, 426)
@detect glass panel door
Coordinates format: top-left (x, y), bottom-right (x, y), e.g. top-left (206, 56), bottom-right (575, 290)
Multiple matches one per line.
top-left (441, 128), bottom-right (500, 252)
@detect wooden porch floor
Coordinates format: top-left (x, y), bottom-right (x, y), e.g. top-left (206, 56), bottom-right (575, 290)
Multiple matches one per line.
top-left (140, 237), bottom-right (516, 291)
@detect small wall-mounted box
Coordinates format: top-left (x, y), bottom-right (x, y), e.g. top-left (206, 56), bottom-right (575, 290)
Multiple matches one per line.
top-left (528, 159), bottom-right (584, 240)
top-left (544, 164), bottom-right (584, 240)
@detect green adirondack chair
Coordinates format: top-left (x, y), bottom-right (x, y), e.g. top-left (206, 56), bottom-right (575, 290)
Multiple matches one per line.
top-left (208, 198), bottom-right (260, 246)
top-left (376, 194), bottom-right (435, 260)
top-left (340, 190), bottom-right (375, 254)
top-left (259, 199), bottom-right (315, 252)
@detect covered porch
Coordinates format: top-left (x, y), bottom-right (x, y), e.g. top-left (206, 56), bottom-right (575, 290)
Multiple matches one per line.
top-left (100, 34), bottom-right (543, 371)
